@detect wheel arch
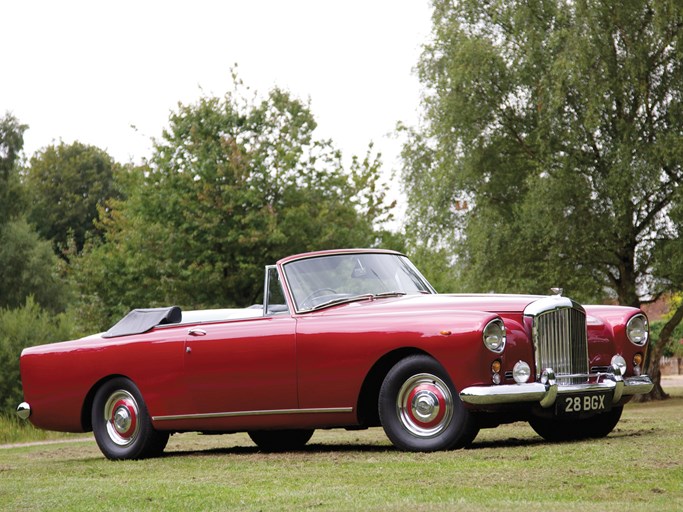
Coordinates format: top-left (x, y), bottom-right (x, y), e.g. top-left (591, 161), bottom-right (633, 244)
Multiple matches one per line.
top-left (356, 348), bottom-right (432, 427)
top-left (80, 374), bottom-right (130, 432)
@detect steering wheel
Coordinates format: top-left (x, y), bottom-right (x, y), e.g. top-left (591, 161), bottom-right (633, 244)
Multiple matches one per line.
top-left (301, 288), bottom-right (337, 308)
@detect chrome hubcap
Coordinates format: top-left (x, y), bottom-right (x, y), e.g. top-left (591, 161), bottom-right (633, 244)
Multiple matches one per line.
top-left (104, 390), bottom-right (140, 446)
top-left (397, 373), bottom-right (453, 438)
top-left (114, 407), bottom-right (132, 434)
top-left (413, 389), bottom-right (440, 422)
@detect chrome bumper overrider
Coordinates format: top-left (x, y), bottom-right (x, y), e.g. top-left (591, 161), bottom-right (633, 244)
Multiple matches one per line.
top-left (16, 402), bottom-right (31, 420)
top-left (459, 368), bottom-right (654, 408)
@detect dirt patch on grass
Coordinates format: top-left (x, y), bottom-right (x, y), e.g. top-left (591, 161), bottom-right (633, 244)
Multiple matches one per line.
top-left (0, 437), bottom-right (92, 450)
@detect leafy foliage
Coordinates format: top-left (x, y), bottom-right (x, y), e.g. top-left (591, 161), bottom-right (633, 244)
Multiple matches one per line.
top-left (0, 113), bottom-right (70, 313)
top-left (649, 318), bottom-right (683, 358)
top-left (25, 142), bottom-right (121, 256)
top-left (403, 0), bottom-right (683, 306)
top-left (0, 219), bottom-right (68, 312)
top-left (0, 298), bottom-right (76, 414)
top-left (0, 113), bottom-right (28, 222)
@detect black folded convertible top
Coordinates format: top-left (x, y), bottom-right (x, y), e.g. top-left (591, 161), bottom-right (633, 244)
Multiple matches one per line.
top-left (103, 306), bottom-right (182, 338)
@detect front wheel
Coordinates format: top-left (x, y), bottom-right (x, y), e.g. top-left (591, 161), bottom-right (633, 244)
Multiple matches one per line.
top-left (248, 429), bottom-right (315, 452)
top-left (379, 355), bottom-right (478, 452)
top-left (529, 406), bottom-right (623, 442)
top-left (92, 377), bottom-right (169, 460)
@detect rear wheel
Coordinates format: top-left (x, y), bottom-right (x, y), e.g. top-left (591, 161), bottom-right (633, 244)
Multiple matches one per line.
top-left (378, 355), bottom-right (477, 451)
top-left (92, 377), bottom-right (169, 460)
top-left (248, 429), bottom-right (315, 452)
top-left (529, 406), bottom-right (623, 442)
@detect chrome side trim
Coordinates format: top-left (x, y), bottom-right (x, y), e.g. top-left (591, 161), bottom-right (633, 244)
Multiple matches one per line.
top-left (16, 402), bottom-right (31, 420)
top-left (152, 406), bottom-right (353, 422)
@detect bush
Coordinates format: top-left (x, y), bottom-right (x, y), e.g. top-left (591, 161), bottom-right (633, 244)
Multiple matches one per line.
top-left (0, 297), bottom-right (76, 414)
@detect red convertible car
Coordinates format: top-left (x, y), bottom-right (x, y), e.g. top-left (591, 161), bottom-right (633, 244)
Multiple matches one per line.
top-left (18, 249), bottom-right (653, 460)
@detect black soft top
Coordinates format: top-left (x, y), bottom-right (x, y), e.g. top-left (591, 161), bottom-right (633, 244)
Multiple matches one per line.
top-left (103, 306), bottom-right (182, 338)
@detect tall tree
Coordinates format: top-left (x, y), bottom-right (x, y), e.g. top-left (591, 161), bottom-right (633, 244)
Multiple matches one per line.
top-left (73, 84), bottom-right (396, 328)
top-left (403, 0), bottom-right (683, 398)
top-left (25, 142), bottom-right (121, 256)
top-left (0, 113), bottom-right (69, 312)
top-left (0, 113), bottom-right (27, 222)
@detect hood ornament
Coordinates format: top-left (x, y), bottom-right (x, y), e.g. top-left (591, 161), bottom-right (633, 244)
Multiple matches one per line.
top-left (550, 287), bottom-right (563, 296)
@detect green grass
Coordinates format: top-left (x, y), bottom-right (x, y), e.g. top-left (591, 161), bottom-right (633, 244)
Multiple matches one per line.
top-left (0, 414), bottom-right (85, 445)
top-left (1, 389), bottom-right (682, 511)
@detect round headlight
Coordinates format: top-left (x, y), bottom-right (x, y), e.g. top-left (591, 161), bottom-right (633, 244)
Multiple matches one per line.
top-left (626, 314), bottom-right (648, 346)
top-left (513, 361), bottom-right (531, 384)
top-left (483, 319), bottom-right (506, 353)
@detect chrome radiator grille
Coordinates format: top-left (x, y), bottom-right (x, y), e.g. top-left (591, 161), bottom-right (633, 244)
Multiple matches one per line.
top-left (531, 306), bottom-right (589, 385)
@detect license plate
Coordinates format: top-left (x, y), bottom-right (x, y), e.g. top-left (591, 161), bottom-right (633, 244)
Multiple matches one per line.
top-left (556, 392), bottom-right (612, 416)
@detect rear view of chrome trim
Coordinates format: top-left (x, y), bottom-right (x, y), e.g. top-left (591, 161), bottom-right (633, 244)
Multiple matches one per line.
top-left (153, 406), bottom-right (353, 422)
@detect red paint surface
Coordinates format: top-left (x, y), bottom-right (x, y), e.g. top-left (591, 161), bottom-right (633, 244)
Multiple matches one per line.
top-left (19, 250), bottom-right (648, 435)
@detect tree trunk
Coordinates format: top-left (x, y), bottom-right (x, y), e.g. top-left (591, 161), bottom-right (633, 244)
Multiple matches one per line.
top-left (633, 302), bottom-right (683, 402)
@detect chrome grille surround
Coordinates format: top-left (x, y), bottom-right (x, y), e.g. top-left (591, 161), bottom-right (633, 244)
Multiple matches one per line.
top-left (524, 296), bottom-right (589, 385)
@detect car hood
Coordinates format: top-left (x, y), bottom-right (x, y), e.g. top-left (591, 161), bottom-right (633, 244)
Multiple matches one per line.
top-left (309, 293), bottom-right (546, 316)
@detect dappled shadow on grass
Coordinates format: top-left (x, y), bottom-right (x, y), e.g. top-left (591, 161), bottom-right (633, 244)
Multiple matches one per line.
top-left (470, 426), bottom-right (659, 450)
top-left (162, 436), bottom-right (551, 458)
top-left (468, 436), bottom-right (545, 450)
top-left (161, 428), bottom-right (660, 458)
top-left (163, 442), bottom-right (395, 459)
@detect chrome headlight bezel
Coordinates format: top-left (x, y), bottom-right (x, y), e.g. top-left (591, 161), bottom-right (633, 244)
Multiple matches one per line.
top-left (626, 314), bottom-right (649, 346)
top-left (483, 318), bottom-right (506, 353)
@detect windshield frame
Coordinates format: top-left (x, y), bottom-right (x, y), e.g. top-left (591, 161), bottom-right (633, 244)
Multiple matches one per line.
top-left (280, 251), bottom-right (436, 314)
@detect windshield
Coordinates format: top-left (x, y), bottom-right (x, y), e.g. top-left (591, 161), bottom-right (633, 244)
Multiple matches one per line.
top-left (283, 253), bottom-right (435, 312)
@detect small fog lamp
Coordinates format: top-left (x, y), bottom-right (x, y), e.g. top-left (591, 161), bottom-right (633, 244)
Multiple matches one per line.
top-left (611, 355), bottom-right (627, 376)
top-left (513, 361), bottom-right (531, 384)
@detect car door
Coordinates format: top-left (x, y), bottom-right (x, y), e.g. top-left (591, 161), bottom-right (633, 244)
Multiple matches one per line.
top-left (183, 315), bottom-right (298, 419)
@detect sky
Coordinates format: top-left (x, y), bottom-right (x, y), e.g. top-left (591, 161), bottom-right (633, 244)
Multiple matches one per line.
top-left (1, 1), bottom-right (433, 214)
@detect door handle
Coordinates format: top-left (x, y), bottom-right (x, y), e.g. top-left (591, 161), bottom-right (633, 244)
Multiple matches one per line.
top-left (188, 328), bottom-right (207, 336)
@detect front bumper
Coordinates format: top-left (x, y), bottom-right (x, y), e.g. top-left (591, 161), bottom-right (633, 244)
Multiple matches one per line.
top-left (459, 368), bottom-right (653, 408)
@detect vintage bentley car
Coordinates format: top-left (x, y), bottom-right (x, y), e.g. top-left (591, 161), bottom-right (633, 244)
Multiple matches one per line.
top-left (18, 249), bottom-right (653, 460)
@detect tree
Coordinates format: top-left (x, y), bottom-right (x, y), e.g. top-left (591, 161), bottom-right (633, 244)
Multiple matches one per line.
top-left (403, 0), bottom-right (683, 398)
top-left (0, 113), bottom-right (69, 312)
top-left (0, 218), bottom-right (69, 312)
top-left (24, 142), bottom-right (121, 256)
top-left (0, 112), bottom-right (27, 222)
top-left (73, 82), bottom-right (397, 328)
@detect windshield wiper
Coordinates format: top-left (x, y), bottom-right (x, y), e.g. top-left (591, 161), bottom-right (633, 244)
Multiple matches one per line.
top-left (300, 291), bottom-right (408, 313)
top-left (372, 291), bottom-right (407, 298)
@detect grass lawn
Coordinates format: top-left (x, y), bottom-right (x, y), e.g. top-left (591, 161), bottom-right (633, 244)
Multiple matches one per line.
top-left (1, 383), bottom-right (681, 511)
